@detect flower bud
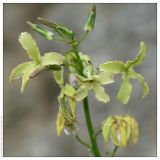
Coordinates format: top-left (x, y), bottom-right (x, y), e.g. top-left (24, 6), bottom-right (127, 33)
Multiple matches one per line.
top-left (84, 5), bottom-right (96, 32)
top-left (37, 17), bottom-right (75, 40)
top-left (27, 21), bottom-right (54, 40)
top-left (102, 115), bottom-right (139, 148)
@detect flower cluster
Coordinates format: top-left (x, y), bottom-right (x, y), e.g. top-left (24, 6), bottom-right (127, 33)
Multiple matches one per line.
top-left (9, 5), bottom-right (149, 156)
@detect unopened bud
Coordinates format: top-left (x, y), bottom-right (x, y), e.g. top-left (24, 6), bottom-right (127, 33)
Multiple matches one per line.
top-left (27, 21), bottom-right (54, 40)
top-left (84, 5), bottom-right (96, 32)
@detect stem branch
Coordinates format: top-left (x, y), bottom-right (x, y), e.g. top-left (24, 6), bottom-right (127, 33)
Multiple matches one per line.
top-left (75, 134), bottom-right (91, 148)
top-left (111, 146), bottom-right (118, 157)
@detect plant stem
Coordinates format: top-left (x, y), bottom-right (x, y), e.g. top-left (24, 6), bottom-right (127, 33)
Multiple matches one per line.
top-left (111, 146), bottom-right (118, 157)
top-left (79, 31), bottom-right (88, 44)
top-left (83, 97), bottom-right (101, 156)
top-left (71, 43), bottom-right (101, 156)
top-left (75, 134), bottom-right (91, 149)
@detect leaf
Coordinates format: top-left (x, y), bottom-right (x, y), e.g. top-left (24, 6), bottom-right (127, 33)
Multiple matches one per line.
top-left (99, 61), bottom-right (126, 74)
top-left (102, 116), bottom-right (115, 144)
top-left (41, 52), bottom-right (64, 66)
top-left (130, 117), bottom-right (139, 144)
top-left (117, 74), bottom-right (132, 104)
top-left (64, 84), bottom-right (76, 97)
top-left (53, 67), bottom-right (64, 87)
top-left (69, 97), bottom-right (76, 117)
top-left (92, 83), bottom-right (110, 103)
top-left (128, 70), bottom-right (149, 99)
top-left (126, 41), bottom-right (147, 68)
top-left (9, 62), bottom-right (33, 81)
top-left (19, 32), bottom-right (41, 64)
top-left (74, 85), bottom-right (89, 101)
top-left (93, 72), bottom-right (114, 85)
top-left (56, 111), bottom-right (65, 136)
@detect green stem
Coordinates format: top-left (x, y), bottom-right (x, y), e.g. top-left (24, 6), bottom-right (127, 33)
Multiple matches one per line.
top-left (83, 97), bottom-right (101, 156)
top-left (75, 134), bottom-right (91, 149)
top-left (111, 146), bottom-right (118, 157)
top-left (71, 43), bottom-right (101, 156)
top-left (79, 31), bottom-right (89, 44)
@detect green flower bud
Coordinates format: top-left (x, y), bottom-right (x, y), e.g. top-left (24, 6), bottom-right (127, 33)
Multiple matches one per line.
top-left (37, 17), bottom-right (75, 40)
top-left (84, 5), bottom-right (96, 32)
top-left (27, 21), bottom-right (54, 40)
top-left (102, 115), bottom-right (139, 148)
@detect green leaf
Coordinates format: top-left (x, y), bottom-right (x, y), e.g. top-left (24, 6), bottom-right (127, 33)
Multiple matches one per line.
top-left (126, 41), bottom-right (147, 68)
top-left (93, 72), bottom-right (114, 85)
top-left (9, 62), bottom-right (33, 81)
top-left (74, 85), bottom-right (89, 101)
top-left (21, 63), bottom-right (39, 93)
top-left (19, 32), bottom-right (41, 64)
top-left (64, 84), bottom-right (76, 97)
top-left (99, 61), bottom-right (126, 74)
top-left (53, 67), bottom-right (64, 87)
top-left (92, 83), bottom-right (110, 103)
top-left (102, 116), bottom-right (115, 144)
top-left (41, 52), bottom-right (64, 66)
top-left (117, 74), bottom-right (132, 104)
top-left (128, 70), bottom-right (149, 99)
top-left (56, 111), bottom-right (65, 136)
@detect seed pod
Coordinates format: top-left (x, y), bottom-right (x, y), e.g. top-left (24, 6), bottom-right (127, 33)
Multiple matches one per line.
top-left (27, 21), bottom-right (54, 40)
top-left (84, 5), bottom-right (96, 32)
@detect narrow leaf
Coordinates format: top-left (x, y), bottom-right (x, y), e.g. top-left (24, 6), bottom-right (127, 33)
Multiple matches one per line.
top-left (92, 83), bottom-right (110, 103)
top-left (99, 61), bottom-right (126, 74)
top-left (19, 32), bottom-right (41, 64)
top-left (117, 74), bottom-right (132, 104)
top-left (128, 70), bottom-right (149, 99)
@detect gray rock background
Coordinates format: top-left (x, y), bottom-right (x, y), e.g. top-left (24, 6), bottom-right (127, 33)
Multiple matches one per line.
top-left (3, 3), bottom-right (157, 156)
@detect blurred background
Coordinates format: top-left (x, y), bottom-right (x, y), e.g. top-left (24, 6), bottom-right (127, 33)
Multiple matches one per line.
top-left (3, 3), bottom-right (157, 156)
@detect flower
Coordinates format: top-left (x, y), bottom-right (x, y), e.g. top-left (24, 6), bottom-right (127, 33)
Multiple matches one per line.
top-left (102, 115), bottom-right (139, 148)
